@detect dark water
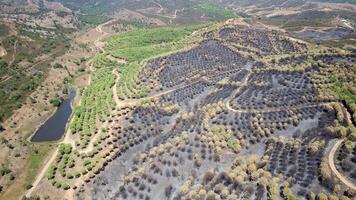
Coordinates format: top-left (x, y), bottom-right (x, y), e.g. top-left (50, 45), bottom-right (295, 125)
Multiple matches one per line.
top-left (31, 90), bottom-right (76, 142)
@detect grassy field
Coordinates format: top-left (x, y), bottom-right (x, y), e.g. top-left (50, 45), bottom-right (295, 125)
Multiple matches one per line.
top-left (262, 10), bottom-right (356, 31)
top-left (25, 144), bottom-right (54, 185)
top-left (0, 142), bottom-right (54, 200)
top-left (69, 66), bottom-right (115, 148)
top-left (116, 62), bottom-right (148, 99)
top-left (106, 26), bottom-right (202, 62)
top-left (80, 1), bottom-right (117, 15)
top-left (106, 24), bottom-right (208, 99)
top-left (78, 14), bottom-right (111, 26)
top-left (195, 2), bottom-right (237, 19)
top-left (330, 77), bottom-right (356, 110)
top-left (92, 53), bottom-right (117, 68)
top-left (21, 22), bottom-right (208, 198)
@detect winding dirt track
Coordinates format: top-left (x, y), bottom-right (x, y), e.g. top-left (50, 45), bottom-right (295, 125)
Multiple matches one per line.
top-left (0, 76), bottom-right (12, 84)
top-left (0, 45), bottom-right (7, 57)
top-left (93, 19), bottom-right (116, 52)
top-left (329, 139), bottom-right (356, 191)
top-left (0, 41), bottom-right (18, 84)
top-left (9, 40), bottom-right (17, 66)
top-left (227, 103), bottom-right (329, 114)
top-left (224, 68), bottom-right (356, 190)
top-left (327, 102), bottom-right (356, 191)
top-left (224, 70), bottom-right (333, 114)
top-left (25, 19), bottom-right (356, 199)
top-left (25, 148), bottom-right (59, 197)
top-left (112, 69), bottom-right (136, 108)
top-left (153, 1), bottom-right (163, 13)
top-left (25, 21), bottom-right (113, 198)
top-left (225, 69), bottom-right (251, 110)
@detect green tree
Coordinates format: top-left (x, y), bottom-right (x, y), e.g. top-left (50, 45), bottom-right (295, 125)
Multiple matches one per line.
top-left (317, 193), bottom-right (328, 200)
top-left (25, 184), bottom-right (33, 190)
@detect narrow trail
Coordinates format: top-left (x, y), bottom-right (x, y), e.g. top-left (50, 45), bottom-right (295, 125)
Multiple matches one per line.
top-left (81, 121), bottom-right (109, 154)
top-left (94, 19), bottom-right (115, 52)
top-left (26, 20), bottom-right (114, 198)
top-left (112, 69), bottom-right (131, 108)
top-left (328, 108), bottom-right (356, 191)
top-left (1, 41), bottom-right (53, 84)
top-left (169, 9), bottom-right (178, 24)
top-left (227, 103), bottom-right (330, 114)
top-left (0, 41), bottom-right (18, 84)
top-left (26, 54), bottom-right (52, 72)
top-left (107, 54), bottom-right (126, 64)
top-left (280, 0), bottom-right (294, 7)
top-left (0, 76), bottom-right (12, 84)
top-left (223, 67), bottom-right (356, 191)
top-left (329, 139), bottom-right (356, 191)
top-left (64, 23), bottom-right (121, 200)
top-left (25, 17), bottom-right (356, 199)
top-left (25, 148), bottom-right (59, 197)
top-left (224, 70), bottom-right (332, 114)
top-left (223, 68), bottom-right (356, 191)
top-left (225, 69), bottom-right (251, 110)
top-left (152, 5), bottom-right (181, 22)
top-left (71, 21), bottom-right (115, 154)
top-left (173, 9), bottom-right (178, 18)
top-left (113, 77), bottom-right (207, 108)
top-left (152, 1), bottom-right (163, 13)
top-left (0, 46), bottom-right (6, 57)
top-left (26, 90), bottom-right (77, 197)
top-left (9, 40), bottom-right (17, 66)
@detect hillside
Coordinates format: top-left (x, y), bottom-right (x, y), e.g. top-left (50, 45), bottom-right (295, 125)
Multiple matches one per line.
top-left (0, 1), bottom-right (355, 200)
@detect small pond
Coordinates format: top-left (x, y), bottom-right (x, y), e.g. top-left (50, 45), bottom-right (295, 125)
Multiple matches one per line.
top-left (31, 90), bottom-right (76, 142)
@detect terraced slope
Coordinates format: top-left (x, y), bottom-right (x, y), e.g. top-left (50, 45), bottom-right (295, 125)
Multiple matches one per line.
top-left (28, 19), bottom-right (356, 200)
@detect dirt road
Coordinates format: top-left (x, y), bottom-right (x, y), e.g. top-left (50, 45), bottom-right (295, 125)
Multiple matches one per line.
top-left (225, 69), bottom-right (251, 111)
top-left (25, 20), bottom-right (114, 198)
top-left (0, 41), bottom-right (18, 84)
top-left (153, 1), bottom-right (163, 13)
top-left (227, 103), bottom-right (329, 114)
top-left (93, 19), bottom-right (116, 52)
top-left (328, 139), bottom-right (356, 191)
top-left (9, 40), bottom-right (17, 66)
top-left (25, 149), bottom-right (58, 197)
top-left (0, 46), bottom-right (6, 57)
top-left (224, 70), bottom-right (334, 114)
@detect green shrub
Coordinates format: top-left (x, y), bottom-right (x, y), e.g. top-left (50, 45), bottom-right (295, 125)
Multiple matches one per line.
top-left (63, 183), bottom-right (70, 190)
top-left (53, 63), bottom-right (63, 68)
top-left (50, 97), bottom-right (64, 107)
top-left (0, 166), bottom-right (11, 176)
top-left (21, 196), bottom-right (40, 200)
top-left (25, 184), bottom-right (33, 190)
top-left (54, 182), bottom-right (62, 188)
top-left (106, 26), bottom-right (202, 61)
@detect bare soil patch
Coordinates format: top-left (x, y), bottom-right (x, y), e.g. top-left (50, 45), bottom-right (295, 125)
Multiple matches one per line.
top-left (0, 45), bottom-right (6, 57)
